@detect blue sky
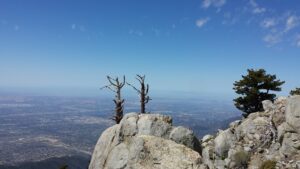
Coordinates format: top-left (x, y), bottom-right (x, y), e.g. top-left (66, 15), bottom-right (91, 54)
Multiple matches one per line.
top-left (0, 0), bottom-right (299, 97)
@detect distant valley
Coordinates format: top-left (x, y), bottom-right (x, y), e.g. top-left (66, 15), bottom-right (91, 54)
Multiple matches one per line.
top-left (0, 95), bottom-right (240, 169)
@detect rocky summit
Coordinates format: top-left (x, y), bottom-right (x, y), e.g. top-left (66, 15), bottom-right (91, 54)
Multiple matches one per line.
top-left (201, 95), bottom-right (300, 169)
top-left (89, 96), bottom-right (300, 169)
top-left (88, 113), bottom-right (202, 169)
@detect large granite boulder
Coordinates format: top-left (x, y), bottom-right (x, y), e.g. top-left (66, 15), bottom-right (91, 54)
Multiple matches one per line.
top-left (89, 113), bottom-right (202, 169)
top-left (214, 129), bottom-right (236, 158)
top-left (285, 95), bottom-right (300, 133)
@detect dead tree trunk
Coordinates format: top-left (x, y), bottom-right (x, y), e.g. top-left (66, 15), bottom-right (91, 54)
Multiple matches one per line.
top-left (101, 76), bottom-right (125, 124)
top-left (127, 75), bottom-right (150, 114)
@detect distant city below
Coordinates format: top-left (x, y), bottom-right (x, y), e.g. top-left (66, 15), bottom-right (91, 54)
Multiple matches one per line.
top-left (0, 94), bottom-right (240, 168)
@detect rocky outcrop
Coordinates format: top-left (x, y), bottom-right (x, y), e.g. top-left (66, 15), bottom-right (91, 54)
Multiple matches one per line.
top-left (201, 95), bottom-right (300, 169)
top-left (89, 96), bottom-right (300, 169)
top-left (89, 113), bottom-right (202, 169)
top-left (285, 96), bottom-right (300, 134)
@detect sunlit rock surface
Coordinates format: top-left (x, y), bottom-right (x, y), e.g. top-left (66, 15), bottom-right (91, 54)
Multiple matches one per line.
top-left (89, 113), bottom-right (202, 169)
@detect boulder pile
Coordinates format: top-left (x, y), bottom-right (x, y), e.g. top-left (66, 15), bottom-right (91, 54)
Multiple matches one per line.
top-left (201, 96), bottom-right (300, 169)
top-left (89, 95), bottom-right (300, 169)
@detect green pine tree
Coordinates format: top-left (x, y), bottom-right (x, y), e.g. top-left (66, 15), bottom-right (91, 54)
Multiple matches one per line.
top-left (290, 88), bottom-right (300, 96)
top-left (233, 69), bottom-right (285, 117)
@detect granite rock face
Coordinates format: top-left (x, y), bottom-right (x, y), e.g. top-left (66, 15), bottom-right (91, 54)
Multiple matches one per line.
top-left (89, 113), bottom-right (202, 169)
top-left (285, 96), bottom-right (300, 134)
top-left (200, 96), bottom-right (300, 169)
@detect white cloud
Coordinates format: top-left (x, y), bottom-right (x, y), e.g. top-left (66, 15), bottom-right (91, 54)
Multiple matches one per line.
top-left (222, 12), bottom-right (239, 25)
top-left (249, 0), bottom-right (266, 14)
top-left (14, 25), bottom-right (19, 31)
top-left (263, 33), bottom-right (281, 46)
top-left (79, 25), bottom-right (86, 32)
top-left (129, 30), bottom-right (143, 36)
top-left (199, 0), bottom-right (299, 48)
top-left (71, 24), bottom-right (86, 32)
top-left (71, 24), bottom-right (76, 30)
top-left (152, 28), bottom-right (161, 36)
top-left (202, 0), bottom-right (226, 8)
top-left (253, 7), bottom-right (266, 14)
top-left (260, 18), bottom-right (276, 28)
top-left (296, 35), bottom-right (300, 47)
top-left (196, 18), bottom-right (210, 28)
top-left (285, 15), bottom-right (299, 32)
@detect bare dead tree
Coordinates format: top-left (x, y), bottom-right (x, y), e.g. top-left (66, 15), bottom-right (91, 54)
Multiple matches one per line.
top-left (127, 75), bottom-right (150, 114)
top-left (101, 75), bottom-right (125, 124)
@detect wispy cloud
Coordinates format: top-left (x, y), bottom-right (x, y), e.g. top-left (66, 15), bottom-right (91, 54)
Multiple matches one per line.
top-left (14, 25), bottom-right (19, 31)
top-left (202, 0), bottom-right (226, 8)
top-left (263, 33), bottom-right (281, 46)
top-left (151, 28), bottom-right (161, 36)
top-left (222, 12), bottom-right (239, 25)
top-left (261, 13), bottom-right (300, 46)
top-left (260, 18), bottom-right (276, 28)
top-left (295, 35), bottom-right (300, 47)
top-left (196, 18), bottom-right (210, 28)
top-left (199, 0), bottom-right (299, 48)
top-left (79, 25), bottom-right (86, 32)
top-left (71, 24), bottom-right (86, 32)
top-left (71, 24), bottom-right (76, 30)
top-left (249, 0), bottom-right (266, 14)
top-left (172, 24), bottom-right (176, 29)
top-left (129, 30), bottom-right (144, 36)
top-left (285, 15), bottom-right (299, 32)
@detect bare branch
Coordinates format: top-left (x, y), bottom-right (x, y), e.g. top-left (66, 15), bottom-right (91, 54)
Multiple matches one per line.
top-left (100, 85), bottom-right (116, 93)
top-left (137, 74), bottom-right (145, 81)
top-left (127, 82), bottom-right (141, 93)
top-left (145, 96), bottom-right (151, 103)
top-left (107, 76), bottom-right (117, 87)
top-left (121, 76), bottom-right (126, 87)
top-left (146, 84), bottom-right (149, 95)
top-left (136, 77), bottom-right (143, 84)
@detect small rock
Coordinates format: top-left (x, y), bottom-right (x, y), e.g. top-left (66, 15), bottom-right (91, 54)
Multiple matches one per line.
top-left (262, 100), bottom-right (275, 111)
top-left (202, 134), bottom-right (214, 143)
top-left (214, 129), bottom-right (236, 158)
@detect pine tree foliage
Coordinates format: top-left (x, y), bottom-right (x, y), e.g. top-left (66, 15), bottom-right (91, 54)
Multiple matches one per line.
top-left (233, 69), bottom-right (285, 117)
top-left (290, 88), bottom-right (300, 96)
